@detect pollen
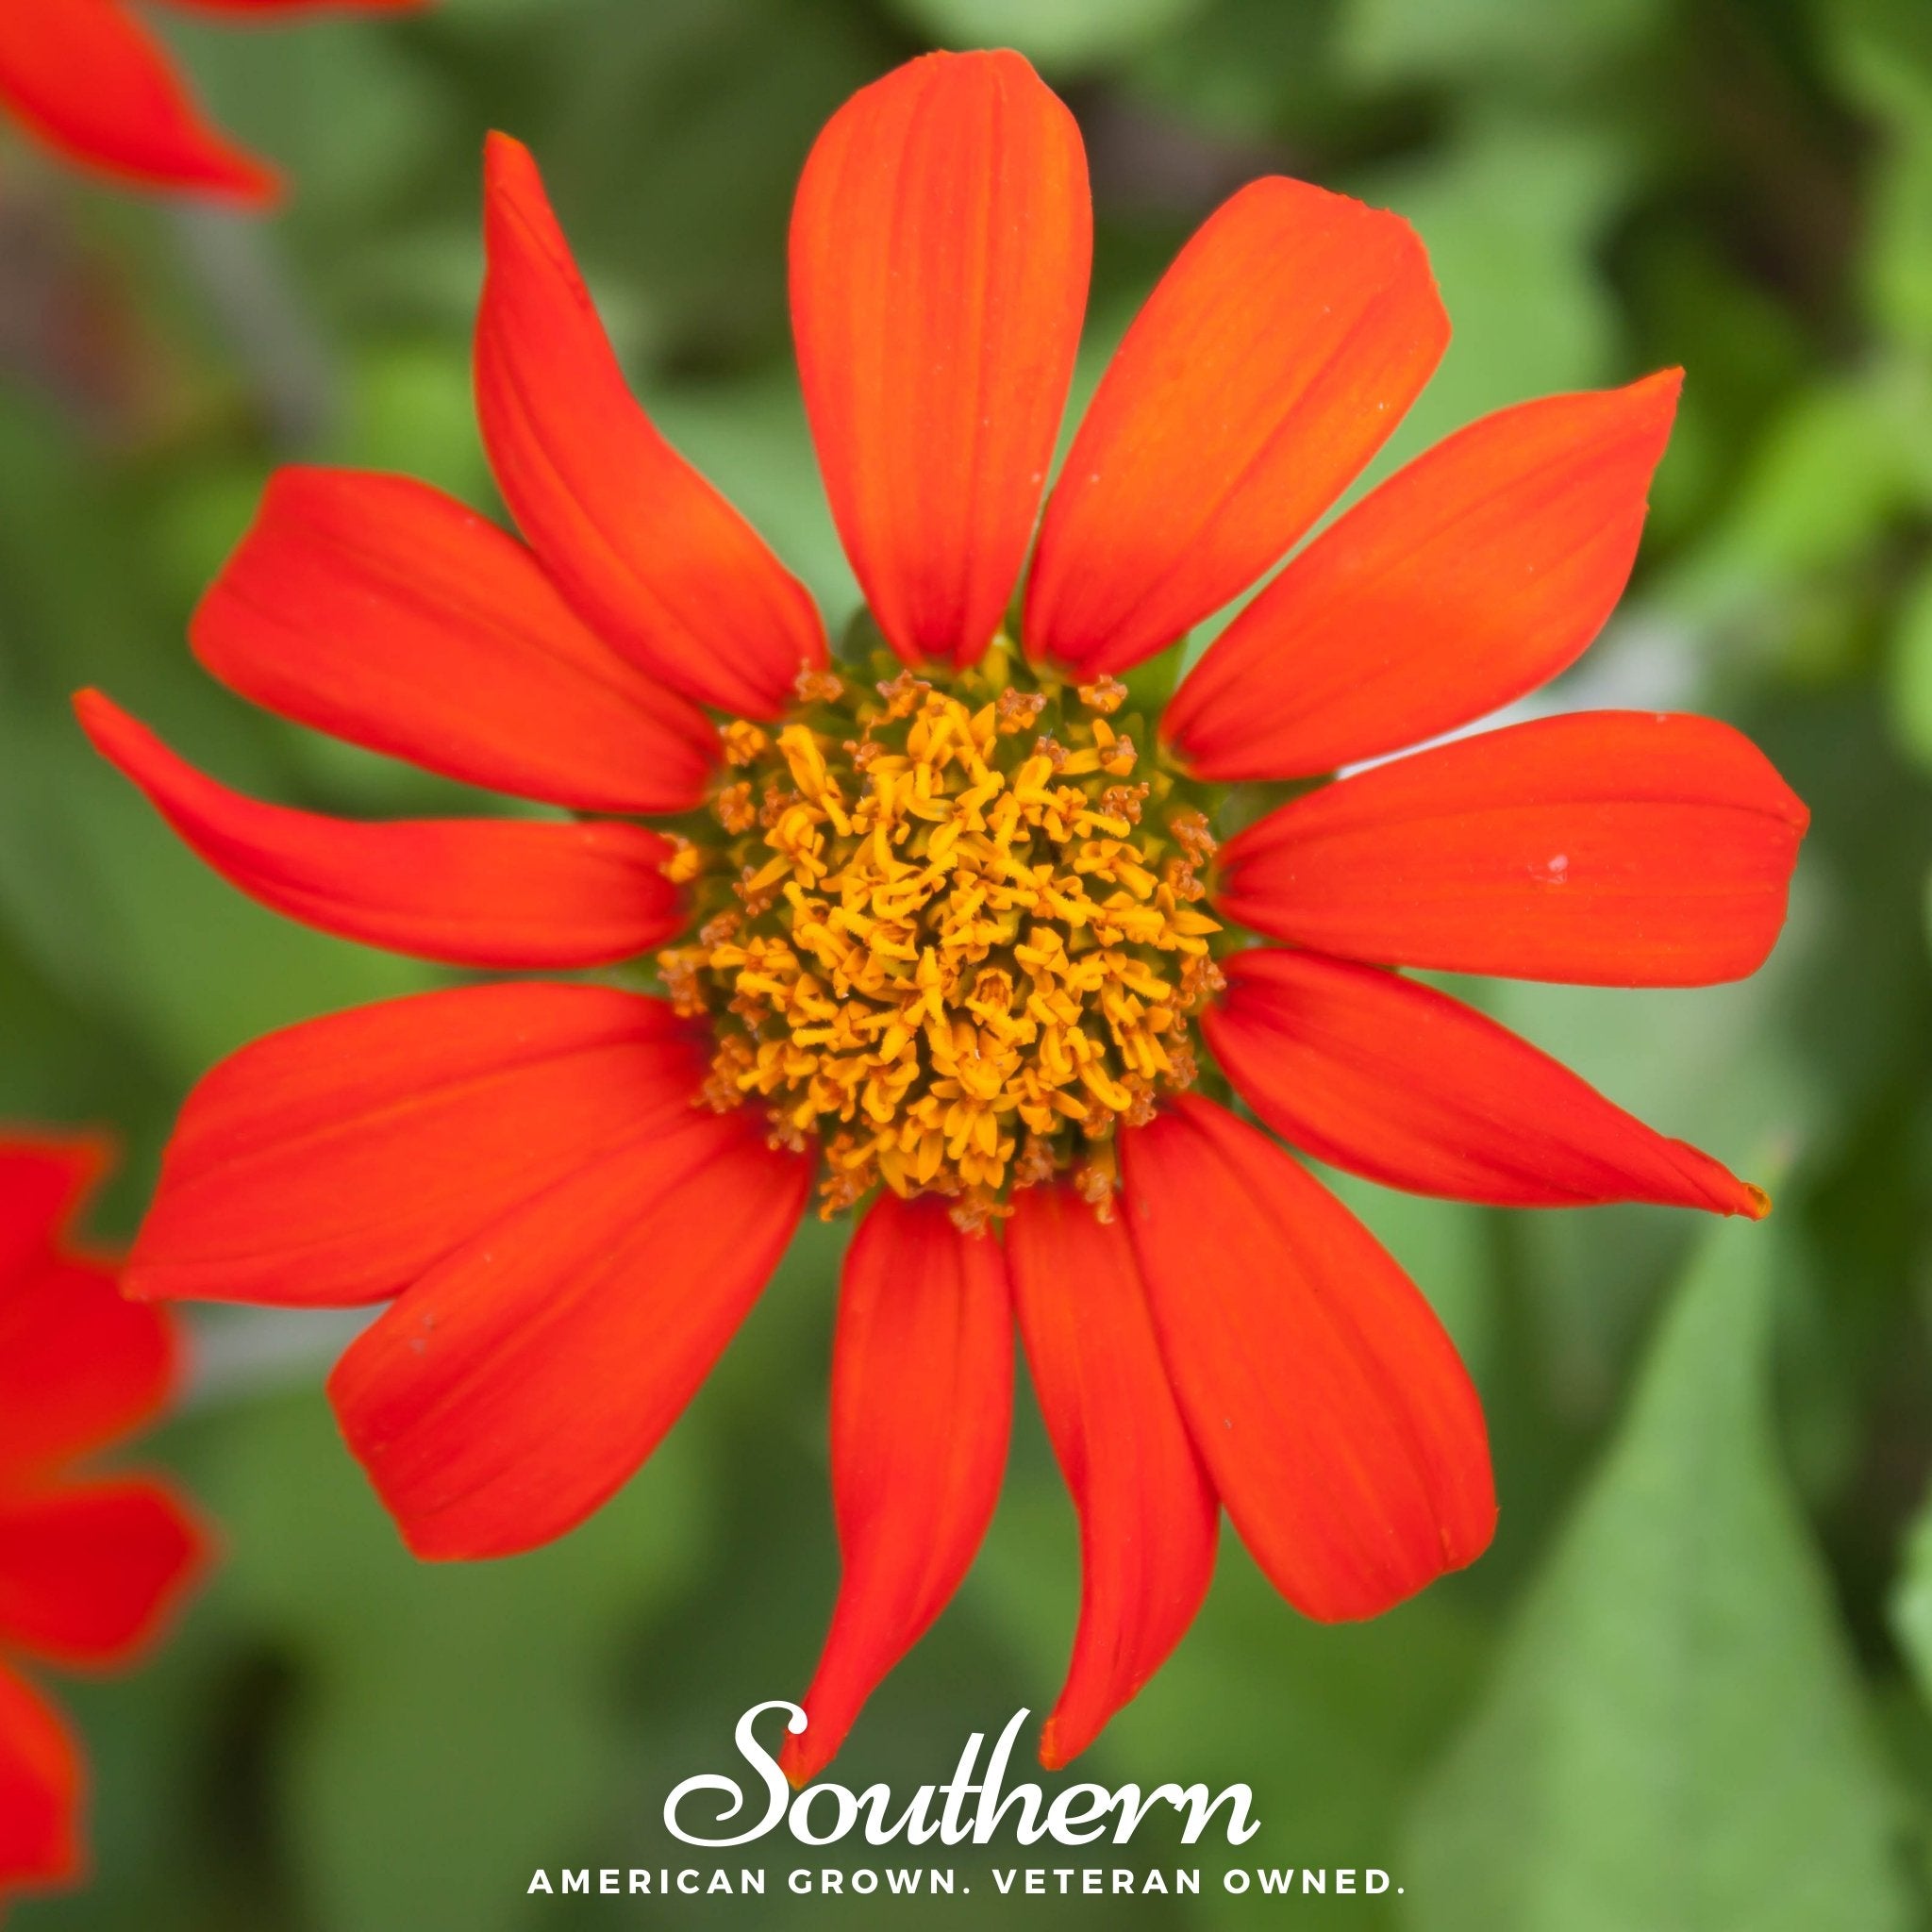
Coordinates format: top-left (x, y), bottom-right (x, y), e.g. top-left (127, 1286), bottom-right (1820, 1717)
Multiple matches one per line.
top-left (659, 649), bottom-right (1224, 1231)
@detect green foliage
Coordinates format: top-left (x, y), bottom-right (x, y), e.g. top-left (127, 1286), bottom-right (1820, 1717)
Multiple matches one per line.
top-left (887, 0), bottom-right (1209, 74)
top-left (1407, 1223), bottom-right (1913, 1931)
top-left (1341, 0), bottom-right (1662, 88)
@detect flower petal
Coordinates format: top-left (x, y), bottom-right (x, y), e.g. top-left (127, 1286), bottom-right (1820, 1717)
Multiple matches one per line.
top-left (329, 1108), bottom-right (809, 1560)
top-left (1216, 711), bottom-right (1808, 986)
top-left (0, 1661), bottom-right (81, 1892)
top-left (781, 1195), bottom-right (1012, 1784)
top-left (476, 133), bottom-right (825, 718)
top-left (1121, 1094), bottom-right (1494, 1622)
top-left (1024, 176), bottom-right (1446, 675)
top-left (0, 0), bottom-right (277, 205)
top-left (1207, 948), bottom-right (1767, 1216)
top-left (127, 983), bottom-right (708, 1308)
top-left (0, 1255), bottom-right (177, 1486)
top-left (0, 1134), bottom-right (108, 1290)
top-left (1166, 372), bottom-right (1683, 779)
top-left (0, 1480), bottom-right (208, 1669)
top-left (76, 691), bottom-right (684, 970)
top-left (1007, 1185), bottom-right (1217, 1770)
top-left (192, 468), bottom-right (718, 816)
top-left (791, 50), bottom-right (1090, 669)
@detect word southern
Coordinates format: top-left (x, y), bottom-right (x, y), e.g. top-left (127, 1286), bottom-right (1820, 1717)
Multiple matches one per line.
top-left (662, 1704), bottom-right (1261, 1850)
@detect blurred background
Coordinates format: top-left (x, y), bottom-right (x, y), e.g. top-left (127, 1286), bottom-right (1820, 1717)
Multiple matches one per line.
top-left (5, 0), bottom-right (1932, 1924)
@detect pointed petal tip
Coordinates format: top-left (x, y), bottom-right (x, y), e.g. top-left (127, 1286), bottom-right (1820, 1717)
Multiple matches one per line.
top-left (74, 688), bottom-right (145, 774)
top-left (482, 126), bottom-right (526, 173)
top-left (1008, 1183), bottom-right (1216, 1773)
top-left (1037, 1712), bottom-right (1079, 1774)
top-left (77, 687), bottom-right (690, 970)
top-left (1642, 363), bottom-right (1686, 405)
top-left (1208, 950), bottom-right (1782, 1219)
top-left (116, 127), bottom-right (283, 212)
top-left (781, 1196), bottom-right (1013, 1782)
top-left (777, 1711), bottom-right (841, 1789)
top-left (154, 145), bottom-right (279, 210)
top-left (481, 130), bottom-right (545, 214)
top-left (211, 156), bottom-right (283, 211)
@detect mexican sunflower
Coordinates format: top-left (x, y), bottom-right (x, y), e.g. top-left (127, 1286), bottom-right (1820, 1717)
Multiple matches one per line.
top-left (0, 0), bottom-right (426, 207)
top-left (0, 1134), bottom-right (208, 1904)
top-left (77, 49), bottom-right (1807, 1779)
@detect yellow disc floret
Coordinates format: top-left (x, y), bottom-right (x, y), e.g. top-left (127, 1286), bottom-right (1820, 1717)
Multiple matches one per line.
top-left (660, 651), bottom-right (1224, 1232)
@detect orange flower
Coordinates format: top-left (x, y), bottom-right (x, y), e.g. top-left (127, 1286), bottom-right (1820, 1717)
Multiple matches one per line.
top-left (0, 1134), bottom-right (208, 1904)
top-left (0, 0), bottom-right (426, 206)
top-left (78, 51), bottom-right (1807, 1777)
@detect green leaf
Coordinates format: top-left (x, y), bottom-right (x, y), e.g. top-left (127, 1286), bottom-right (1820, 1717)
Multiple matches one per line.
top-left (1341, 0), bottom-right (1661, 86)
top-left (159, 12), bottom-right (451, 225)
top-left (1663, 370), bottom-right (1932, 665)
top-left (192, 1388), bottom-right (713, 1932)
top-left (886, 0), bottom-right (1210, 75)
top-left (1354, 115), bottom-right (1631, 473)
top-left (1888, 559), bottom-right (1932, 770)
top-left (1890, 1477), bottom-right (1932, 1720)
top-left (1403, 1221), bottom-right (1913, 1932)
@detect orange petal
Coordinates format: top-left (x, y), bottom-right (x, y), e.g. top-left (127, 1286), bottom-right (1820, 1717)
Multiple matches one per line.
top-left (1216, 711), bottom-right (1809, 986)
top-left (0, 1661), bottom-right (81, 1893)
top-left (0, 1480), bottom-right (208, 1669)
top-left (0, 1252), bottom-right (177, 1487)
top-left (1166, 372), bottom-right (1682, 778)
top-left (1008, 1185), bottom-right (1217, 1769)
top-left (782, 1195), bottom-right (1012, 1783)
top-left (1024, 176), bottom-right (1446, 675)
top-left (77, 691), bottom-right (684, 970)
top-left (476, 133), bottom-right (825, 717)
top-left (1121, 1095), bottom-right (1494, 1622)
top-left (791, 51), bottom-right (1090, 669)
top-left (1207, 948), bottom-right (1767, 1215)
top-left (127, 984), bottom-right (709, 1307)
top-left (0, 0), bottom-right (277, 205)
top-left (0, 1134), bottom-right (108, 1290)
top-left (329, 1108), bottom-right (808, 1560)
top-left (0, 1134), bottom-right (184, 1490)
top-left (193, 468), bottom-right (718, 816)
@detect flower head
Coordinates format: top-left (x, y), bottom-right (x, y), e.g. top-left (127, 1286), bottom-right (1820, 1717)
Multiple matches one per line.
top-left (79, 49), bottom-right (1807, 1777)
top-left (0, 0), bottom-right (427, 207)
top-left (0, 1133), bottom-right (208, 1905)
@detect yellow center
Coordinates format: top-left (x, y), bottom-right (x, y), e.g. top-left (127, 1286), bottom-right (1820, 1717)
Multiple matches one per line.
top-left (658, 652), bottom-right (1224, 1232)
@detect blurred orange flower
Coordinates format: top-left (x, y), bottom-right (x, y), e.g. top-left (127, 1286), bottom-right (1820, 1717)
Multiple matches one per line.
top-left (0, 1134), bottom-right (208, 1905)
top-left (0, 0), bottom-right (426, 206)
